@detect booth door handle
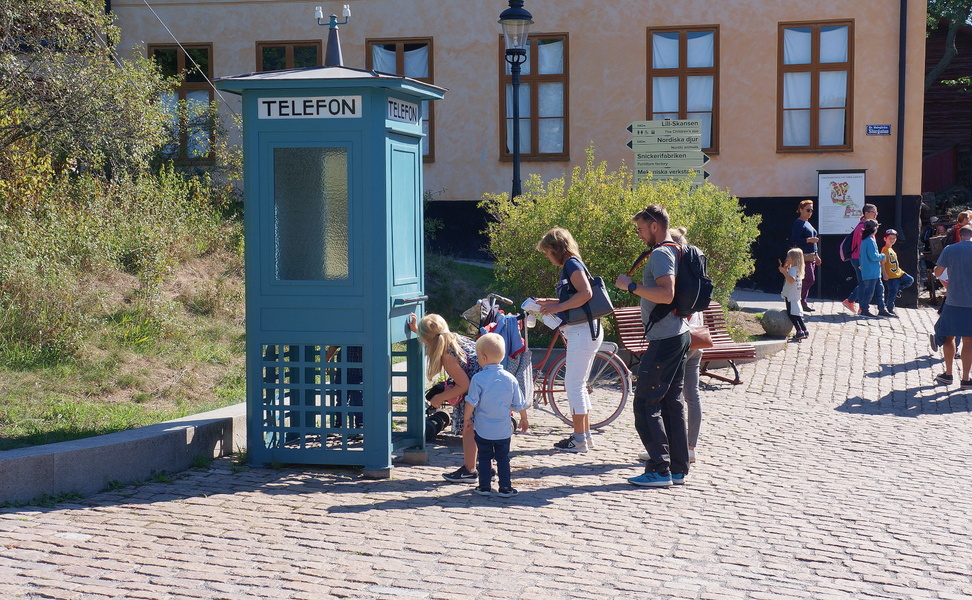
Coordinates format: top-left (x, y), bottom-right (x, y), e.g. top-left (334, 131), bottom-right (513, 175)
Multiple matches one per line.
top-left (394, 295), bottom-right (429, 306)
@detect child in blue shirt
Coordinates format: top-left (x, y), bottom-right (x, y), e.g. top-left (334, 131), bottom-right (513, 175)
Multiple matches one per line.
top-left (465, 333), bottom-right (529, 497)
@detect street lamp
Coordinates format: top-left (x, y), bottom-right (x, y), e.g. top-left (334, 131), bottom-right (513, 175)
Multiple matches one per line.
top-left (499, 0), bottom-right (533, 198)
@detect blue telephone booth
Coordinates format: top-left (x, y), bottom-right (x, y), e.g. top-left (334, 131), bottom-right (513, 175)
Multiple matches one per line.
top-left (215, 67), bottom-right (445, 476)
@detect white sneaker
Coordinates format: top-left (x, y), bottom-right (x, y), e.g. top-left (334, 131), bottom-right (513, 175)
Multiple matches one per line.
top-left (689, 448), bottom-right (696, 463)
top-left (637, 451), bottom-right (650, 461)
top-left (585, 433), bottom-right (595, 449)
top-left (554, 436), bottom-right (588, 453)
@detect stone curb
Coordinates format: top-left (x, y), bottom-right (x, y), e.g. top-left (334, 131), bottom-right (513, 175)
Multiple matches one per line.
top-left (0, 403), bottom-right (245, 505)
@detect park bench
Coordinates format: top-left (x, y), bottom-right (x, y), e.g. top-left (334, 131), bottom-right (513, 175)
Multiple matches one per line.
top-left (613, 302), bottom-right (757, 385)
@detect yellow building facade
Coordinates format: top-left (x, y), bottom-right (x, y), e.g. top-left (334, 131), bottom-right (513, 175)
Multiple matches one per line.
top-left (113, 0), bottom-right (926, 200)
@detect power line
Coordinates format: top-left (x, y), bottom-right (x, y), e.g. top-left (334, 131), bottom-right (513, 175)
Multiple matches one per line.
top-left (140, 0), bottom-right (239, 117)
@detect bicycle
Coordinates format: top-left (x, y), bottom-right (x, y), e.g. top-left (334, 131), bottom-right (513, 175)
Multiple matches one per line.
top-left (467, 293), bottom-right (631, 429)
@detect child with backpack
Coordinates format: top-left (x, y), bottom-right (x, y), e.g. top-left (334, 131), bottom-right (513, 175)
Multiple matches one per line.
top-left (779, 248), bottom-right (809, 341)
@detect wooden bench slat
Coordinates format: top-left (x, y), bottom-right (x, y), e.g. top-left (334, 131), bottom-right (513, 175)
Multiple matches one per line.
top-left (612, 302), bottom-right (756, 385)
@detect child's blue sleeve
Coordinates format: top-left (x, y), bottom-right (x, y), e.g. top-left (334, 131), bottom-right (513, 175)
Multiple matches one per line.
top-left (510, 375), bottom-right (526, 411)
top-left (465, 376), bottom-right (481, 407)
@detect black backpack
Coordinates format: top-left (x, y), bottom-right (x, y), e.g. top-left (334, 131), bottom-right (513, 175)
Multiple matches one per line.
top-left (839, 232), bottom-right (854, 262)
top-left (630, 241), bottom-right (714, 326)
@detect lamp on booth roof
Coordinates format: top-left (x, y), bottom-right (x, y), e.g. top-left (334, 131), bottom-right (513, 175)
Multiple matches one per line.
top-left (315, 4), bottom-right (351, 67)
top-left (499, 0), bottom-right (533, 198)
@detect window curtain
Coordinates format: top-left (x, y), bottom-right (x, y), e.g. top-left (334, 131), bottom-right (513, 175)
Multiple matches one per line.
top-left (686, 31), bottom-right (713, 68)
top-left (783, 27), bottom-right (811, 65)
top-left (818, 70), bottom-right (847, 145)
top-left (820, 26), bottom-right (848, 63)
top-left (371, 45), bottom-right (396, 73)
top-left (652, 76), bottom-right (679, 117)
top-left (403, 44), bottom-right (429, 78)
top-left (783, 72), bottom-right (811, 146)
top-left (652, 32), bottom-right (679, 68)
top-left (537, 38), bottom-right (563, 74)
top-left (687, 76), bottom-right (713, 147)
top-left (538, 82), bottom-right (564, 153)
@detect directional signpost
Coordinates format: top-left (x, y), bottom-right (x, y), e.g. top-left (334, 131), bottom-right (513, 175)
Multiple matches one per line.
top-left (627, 120), bottom-right (709, 186)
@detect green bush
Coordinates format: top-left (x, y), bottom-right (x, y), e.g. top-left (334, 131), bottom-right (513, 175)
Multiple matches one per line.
top-left (480, 147), bottom-right (761, 309)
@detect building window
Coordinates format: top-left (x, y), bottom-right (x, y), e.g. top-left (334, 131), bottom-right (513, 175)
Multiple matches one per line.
top-left (778, 21), bottom-right (853, 152)
top-left (148, 43), bottom-right (214, 162)
top-left (499, 34), bottom-right (568, 161)
top-left (366, 38), bottom-right (434, 161)
top-left (257, 41), bottom-right (322, 71)
top-left (647, 27), bottom-right (718, 153)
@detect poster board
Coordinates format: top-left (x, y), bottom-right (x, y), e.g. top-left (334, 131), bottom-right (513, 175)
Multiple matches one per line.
top-left (817, 170), bottom-right (866, 235)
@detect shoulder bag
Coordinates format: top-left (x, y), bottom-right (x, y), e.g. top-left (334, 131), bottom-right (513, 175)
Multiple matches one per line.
top-left (561, 263), bottom-right (615, 339)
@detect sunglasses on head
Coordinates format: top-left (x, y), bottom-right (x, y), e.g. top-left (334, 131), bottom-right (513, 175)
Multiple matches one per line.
top-left (638, 208), bottom-right (658, 223)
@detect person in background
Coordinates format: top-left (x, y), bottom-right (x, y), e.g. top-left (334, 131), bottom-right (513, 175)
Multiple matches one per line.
top-left (842, 204), bottom-right (879, 315)
top-left (942, 210), bottom-right (971, 248)
top-left (880, 229), bottom-right (914, 317)
top-left (855, 219), bottom-right (889, 318)
top-left (779, 248), bottom-right (809, 340)
top-left (933, 225), bottom-right (972, 389)
top-left (465, 333), bottom-right (529, 498)
top-left (791, 199), bottom-right (821, 312)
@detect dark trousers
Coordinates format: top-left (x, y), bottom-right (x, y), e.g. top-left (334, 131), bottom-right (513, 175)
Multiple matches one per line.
top-left (475, 433), bottom-right (512, 490)
top-left (785, 299), bottom-right (807, 333)
top-left (800, 260), bottom-right (816, 303)
top-left (884, 273), bottom-right (914, 312)
top-left (847, 258), bottom-right (863, 303)
top-left (633, 331), bottom-right (691, 476)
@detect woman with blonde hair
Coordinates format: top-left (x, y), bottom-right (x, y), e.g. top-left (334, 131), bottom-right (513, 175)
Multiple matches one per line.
top-left (408, 312), bottom-right (483, 483)
top-left (535, 227), bottom-right (603, 453)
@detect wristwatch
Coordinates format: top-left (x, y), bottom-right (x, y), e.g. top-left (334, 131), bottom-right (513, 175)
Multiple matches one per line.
top-left (627, 281), bottom-right (638, 293)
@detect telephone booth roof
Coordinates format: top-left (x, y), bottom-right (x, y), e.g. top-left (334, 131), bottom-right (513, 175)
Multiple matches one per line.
top-left (215, 65), bottom-right (447, 101)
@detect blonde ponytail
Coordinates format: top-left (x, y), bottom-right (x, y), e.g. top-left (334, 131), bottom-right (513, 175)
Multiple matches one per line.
top-left (416, 314), bottom-right (466, 380)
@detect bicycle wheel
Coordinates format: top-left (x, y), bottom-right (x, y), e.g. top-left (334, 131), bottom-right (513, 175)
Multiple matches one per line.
top-left (544, 350), bottom-right (630, 429)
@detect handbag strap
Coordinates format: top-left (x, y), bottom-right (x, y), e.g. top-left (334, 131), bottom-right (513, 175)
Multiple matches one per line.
top-left (564, 259), bottom-right (602, 341)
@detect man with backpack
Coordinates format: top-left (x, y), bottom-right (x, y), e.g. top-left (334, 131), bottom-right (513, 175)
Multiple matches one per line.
top-left (841, 204), bottom-right (878, 314)
top-left (614, 204), bottom-right (691, 488)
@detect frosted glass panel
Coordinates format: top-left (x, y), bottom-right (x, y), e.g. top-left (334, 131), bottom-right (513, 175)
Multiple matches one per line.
top-left (274, 147), bottom-right (349, 281)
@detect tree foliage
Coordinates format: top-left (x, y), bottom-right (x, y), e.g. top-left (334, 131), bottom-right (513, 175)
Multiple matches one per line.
top-left (0, 0), bottom-right (171, 175)
top-left (480, 147), bottom-right (762, 310)
top-left (926, 0), bottom-right (972, 91)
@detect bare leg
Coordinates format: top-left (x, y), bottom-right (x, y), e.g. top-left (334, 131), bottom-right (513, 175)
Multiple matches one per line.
top-left (573, 413), bottom-right (589, 435)
top-left (462, 426), bottom-right (477, 472)
top-left (961, 337), bottom-right (972, 381)
top-left (943, 337), bottom-right (956, 377)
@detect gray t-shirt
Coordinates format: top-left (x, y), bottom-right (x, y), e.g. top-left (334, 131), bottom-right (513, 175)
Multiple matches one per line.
top-left (938, 240), bottom-right (972, 308)
top-left (640, 243), bottom-right (691, 340)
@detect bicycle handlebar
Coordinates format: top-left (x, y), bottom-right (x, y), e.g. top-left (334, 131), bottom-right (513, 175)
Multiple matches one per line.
top-left (487, 292), bottom-right (514, 306)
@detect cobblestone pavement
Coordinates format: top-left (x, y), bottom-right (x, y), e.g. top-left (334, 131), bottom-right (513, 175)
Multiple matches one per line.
top-left (2, 301), bottom-right (971, 599)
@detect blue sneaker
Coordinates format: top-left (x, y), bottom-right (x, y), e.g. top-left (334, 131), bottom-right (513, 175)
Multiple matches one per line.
top-left (627, 472), bottom-right (672, 487)
top-left (671, 473), bottom-right (685, 486)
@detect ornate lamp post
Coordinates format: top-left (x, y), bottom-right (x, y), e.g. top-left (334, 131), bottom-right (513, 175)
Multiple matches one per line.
top-left (499, 0), bottom-right (533, 198)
